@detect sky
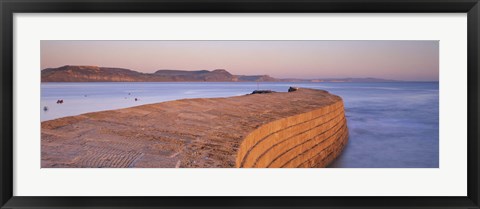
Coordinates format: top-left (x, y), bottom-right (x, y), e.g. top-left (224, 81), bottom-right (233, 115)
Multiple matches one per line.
top-left (41, 40), bottom-right (439, 81)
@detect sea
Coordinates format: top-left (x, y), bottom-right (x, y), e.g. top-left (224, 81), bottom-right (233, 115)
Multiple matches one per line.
top-left (41, 82), bottom-right (439, 168)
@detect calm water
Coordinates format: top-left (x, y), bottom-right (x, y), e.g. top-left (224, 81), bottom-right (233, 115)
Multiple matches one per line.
top-left (41, 82), bottom-right (439, 168)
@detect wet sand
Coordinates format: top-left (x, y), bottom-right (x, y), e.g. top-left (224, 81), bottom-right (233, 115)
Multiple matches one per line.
top-left (41, 88), bottom-right (348, 168)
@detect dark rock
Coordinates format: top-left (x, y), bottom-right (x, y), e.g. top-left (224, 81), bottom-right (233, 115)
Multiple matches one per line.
top-left (288, 87), bottom-right (299, 92)
top-left (251, 90), bottom-right (275, 94)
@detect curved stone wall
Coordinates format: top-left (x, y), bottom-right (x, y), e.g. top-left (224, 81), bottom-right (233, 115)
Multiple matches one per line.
top-left (236, 100), bottom-right (348, 168)
top-left (42, 87), bottom-right (348, 168)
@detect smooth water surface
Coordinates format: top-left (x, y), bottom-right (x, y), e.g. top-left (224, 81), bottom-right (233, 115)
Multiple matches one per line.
top-left (41, 82), bottom-right (439, 168)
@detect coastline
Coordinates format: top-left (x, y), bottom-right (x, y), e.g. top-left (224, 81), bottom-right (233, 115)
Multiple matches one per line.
top-left (41, 88), bottom-right (349, 168)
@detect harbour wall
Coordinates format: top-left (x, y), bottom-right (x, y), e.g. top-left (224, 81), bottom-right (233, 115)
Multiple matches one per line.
top-left (236, 100), bottom-right (348, 168)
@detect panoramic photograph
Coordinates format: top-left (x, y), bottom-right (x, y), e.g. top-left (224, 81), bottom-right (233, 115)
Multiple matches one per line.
top-left (40, 40), bottom-right (439, 168)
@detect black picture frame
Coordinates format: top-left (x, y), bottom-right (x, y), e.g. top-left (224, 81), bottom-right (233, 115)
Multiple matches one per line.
top-left (1, 0), bottom-right (479, 208)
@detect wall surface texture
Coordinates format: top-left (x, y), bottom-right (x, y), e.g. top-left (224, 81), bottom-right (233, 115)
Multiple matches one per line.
top-left (236, 100), bottom-right (348, 168)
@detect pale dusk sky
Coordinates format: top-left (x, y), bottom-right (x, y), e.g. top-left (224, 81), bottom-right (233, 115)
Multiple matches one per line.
top-left (41, 40), bottom-right (439, 81)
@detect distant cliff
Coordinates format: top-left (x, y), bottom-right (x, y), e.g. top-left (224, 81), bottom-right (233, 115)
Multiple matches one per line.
top-left (41, 65), bottom-right (402, 82)
top-left (41, 65), bottom-right (277, 82)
